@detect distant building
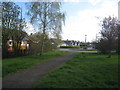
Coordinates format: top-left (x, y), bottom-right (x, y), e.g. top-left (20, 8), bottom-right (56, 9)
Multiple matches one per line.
top-left (61, 40), bottom-right (81, 46)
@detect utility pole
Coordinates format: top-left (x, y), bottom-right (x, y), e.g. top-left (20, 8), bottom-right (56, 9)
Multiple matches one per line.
top-left (85, 35), bottom-right (87, 43)
top-left (96, 34), bottom-right (98, 42)
top-left (85, 35), bottom-right (87, 49)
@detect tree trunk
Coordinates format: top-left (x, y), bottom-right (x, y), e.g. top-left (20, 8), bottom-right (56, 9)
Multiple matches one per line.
top-left (40, 3), bottom-right (47, 55)
top-left (107, 39), bottom-right (112, 58)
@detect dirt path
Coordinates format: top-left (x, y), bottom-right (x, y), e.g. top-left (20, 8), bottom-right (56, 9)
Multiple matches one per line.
top-left (2, 52), bottom-right (76, 88)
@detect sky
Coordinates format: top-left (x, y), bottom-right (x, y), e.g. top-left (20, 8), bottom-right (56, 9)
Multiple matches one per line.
top-left (15, 0), bottom-right (119, 42)
top-left (61, 0), bottom-right (118, 42)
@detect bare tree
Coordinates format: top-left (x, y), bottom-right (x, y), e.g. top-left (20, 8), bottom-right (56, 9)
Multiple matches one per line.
top-left (97, 16), bottom-right (118, 56)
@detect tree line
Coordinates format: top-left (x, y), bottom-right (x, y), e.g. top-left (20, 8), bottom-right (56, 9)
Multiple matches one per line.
top-left (2, 2), bottom-right (27, 58)
top-left (2, 2), bottom-right (119, 58)
top-left (2, 2), bottom-right (65, 58)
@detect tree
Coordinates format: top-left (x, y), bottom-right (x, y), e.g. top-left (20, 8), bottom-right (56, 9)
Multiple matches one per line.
top-left (26, 2), bottom-right (65, 55)
top-left (29, 32), bottom-right (57, 54)
top-left (2, 2), bottom-right (26, 30)
top-left (115, 23), bottom-right (120, 54)
top-left (2, 2), bottom-right (27, 58)
top-left (97, 16), bottom-right (118, 55)
top-left (2, 2), bottom-right (26, 42)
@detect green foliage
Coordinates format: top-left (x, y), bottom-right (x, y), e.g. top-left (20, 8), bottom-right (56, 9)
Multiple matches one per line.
top-left (2, 2), bottom-right (26, 30)
top-left (2, 51), bottom-right (68, 77)
top-left (26, 2), bottom-right (65, 33)
top-left (2, 28), bottom-right (27, 58)
top-left (26, 2), bottom-right (65, 54)
top-left (60, 46), bottom-right (80, 48)
top-left (2, 2), bottom-right (27, 58)
top-left (29, 43), bottom-right (41, 55)
top-left (34, 53), bottom-right (119, 88)
top-left (2, 28), bottom-right (27, 42)
top-left (29, 32), bottom-right (58, 55)
top-left (44, 40), bottom-right (57, 52)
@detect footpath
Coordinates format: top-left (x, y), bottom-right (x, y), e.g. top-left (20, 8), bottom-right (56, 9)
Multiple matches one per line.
top-left (2, 52), bottom-right (76, 88)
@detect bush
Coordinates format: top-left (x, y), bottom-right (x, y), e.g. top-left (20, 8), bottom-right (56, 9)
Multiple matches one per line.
top-left (29, 43), bottom-right (41, 55)
top-left (29, 40), bottom-right (58, 55)
top-left (96, 39), bottom-right (116, 54)
top-left (60, 46), bottom-right (80, 48)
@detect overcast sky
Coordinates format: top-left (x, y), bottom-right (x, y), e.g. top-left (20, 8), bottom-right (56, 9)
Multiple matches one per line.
top-left (61, 0), bottom-right (118, 42)
top-left (15, 0), bottom-right (119, 42)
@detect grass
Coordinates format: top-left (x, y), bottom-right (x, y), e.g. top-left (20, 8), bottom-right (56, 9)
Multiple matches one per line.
top-left (71, 48), bottom-right (97, 51)
top-left (0, 59), bottom-right (1, 77)
top-left (34, 53), bottom-right (119, 88)
top-left (60, 46), bottom-right (80, 48)
top-left (79, 49), bottom-right (97, 51)
top-left (60, 47), bottom-right (97, 51)
top-left (2, 51), bottom-right (68, 77)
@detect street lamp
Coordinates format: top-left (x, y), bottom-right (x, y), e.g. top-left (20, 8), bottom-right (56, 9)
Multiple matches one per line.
top-left (85, 35), bottom-right (87, 49)
top-left (85, 35), bottom-right (87, 43)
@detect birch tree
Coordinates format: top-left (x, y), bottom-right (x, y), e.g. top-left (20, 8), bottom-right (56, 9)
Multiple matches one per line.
top-left (26, 2), bottom-right (65, 55)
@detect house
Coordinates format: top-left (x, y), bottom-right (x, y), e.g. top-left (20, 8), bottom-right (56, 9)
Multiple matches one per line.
top-left (7, 35), bottom-right (32, 52)
top-left (61, 39), bottom-right (81, 46)
top-left (50, 39), bottom-right (81, 47)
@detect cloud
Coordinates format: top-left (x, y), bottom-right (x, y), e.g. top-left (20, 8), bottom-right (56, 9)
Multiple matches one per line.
top-left (63, 0), bottom-right (81, 2)
top-left (62, 0), bottom-right (118, 42)
top-left (78, 1), bottom-right (118, 18)
top-left (62, 12), bottom-right (100, 42)
top-left (23, 23), bottom-right (35, 35)
top-left (88, 0), bottom-right (118, 6)
top-left (88, 0), bottom-right (102, 5)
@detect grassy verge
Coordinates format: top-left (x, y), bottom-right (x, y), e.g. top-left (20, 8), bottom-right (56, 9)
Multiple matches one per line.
top-left (2, 51), bottom-right (68, 77)
top-left (60, 46), bottom-right (80, 48)
top-left (34, 53), bottom-right (119, 88)
top-left (60, 48), bottom-right (97, 51)
top-left (70, 48), bottom-right (97, 51)
top-left (79, 49), bottom-right (97, 51)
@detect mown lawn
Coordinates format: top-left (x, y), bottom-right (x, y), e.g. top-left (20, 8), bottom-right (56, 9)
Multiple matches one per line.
top-left (71, 48), bottom-right (97, 51)
top-left (2, 51), bottom-right (68, 77)
top-left (79, 49), bottom-right (97, 51)
top-left (34, 53), bottom-right (119, 88)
